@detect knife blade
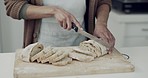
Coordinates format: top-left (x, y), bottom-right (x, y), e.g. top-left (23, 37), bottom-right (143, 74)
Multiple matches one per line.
top-left (72, 23), bottom-right (111, 48)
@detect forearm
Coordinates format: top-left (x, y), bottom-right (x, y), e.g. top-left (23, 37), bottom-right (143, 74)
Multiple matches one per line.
top-left (25, 5), bottom-right (55, 19)
top-left (94, 4), bottom-right (115, 52)
top-left (96, 4), bottom-right (110, 26)
top-left (4, 0), bottom-right (54, 19)
top-left (24, 4), bottom-right (81, 30)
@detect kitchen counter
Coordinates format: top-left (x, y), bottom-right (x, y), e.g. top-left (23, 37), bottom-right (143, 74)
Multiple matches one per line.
top-left (0, 46), bottom-right (148, 78)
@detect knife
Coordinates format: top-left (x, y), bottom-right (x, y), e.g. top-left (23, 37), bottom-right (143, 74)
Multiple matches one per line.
top-left (72, 23), bottom-right (111, 49)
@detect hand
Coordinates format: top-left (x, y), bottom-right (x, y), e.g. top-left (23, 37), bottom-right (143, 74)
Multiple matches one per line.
top-left (93, 22), bottom-right (115, 53)
top-left (52, 6), bottom-right (81, 30)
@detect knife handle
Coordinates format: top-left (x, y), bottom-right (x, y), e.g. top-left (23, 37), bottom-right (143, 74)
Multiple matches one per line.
top-left (72, 23), bottom-right (78, 32)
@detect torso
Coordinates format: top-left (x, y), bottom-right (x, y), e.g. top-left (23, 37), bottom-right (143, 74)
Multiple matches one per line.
top-left (38, 0), bottom-right (86, 47)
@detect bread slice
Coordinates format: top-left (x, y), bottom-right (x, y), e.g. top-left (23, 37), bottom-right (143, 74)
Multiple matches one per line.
top-left (52, 52), bottom-right (69, 63)
top-left (69, 51), bottom-right (95, 62)
top-left (20, 42), bottom-right (44, 62)
top-left (52, 57), bottom-right (72, 66)
top-left (31, 46), bottom-right (54, 62)
top-left (79, 40), bottom-right (107, 57)
top-left (73, 47), bottom-right (97, 57)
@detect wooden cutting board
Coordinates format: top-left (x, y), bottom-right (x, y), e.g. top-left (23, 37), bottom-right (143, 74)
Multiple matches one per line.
top-left (14, 47), bottom-right (134, 78)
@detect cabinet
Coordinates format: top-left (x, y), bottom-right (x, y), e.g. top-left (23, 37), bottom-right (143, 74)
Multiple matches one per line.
top-left (108, 10), bottom-right (148, 48)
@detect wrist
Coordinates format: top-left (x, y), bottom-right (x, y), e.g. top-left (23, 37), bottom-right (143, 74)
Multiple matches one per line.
top-left (96, 21), bottom-right (107, 27)
top-left (42, 6), bottom-right (57, 16)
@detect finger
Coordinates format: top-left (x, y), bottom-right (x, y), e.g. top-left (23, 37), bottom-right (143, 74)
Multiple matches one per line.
top-left (66, 17), bottom-right (72, 30)
top-left (62, 20), bottom-right (67, 29)
top-left (71, 16), bottom-right (82, 29)
top-left (107, 40), bottom-right (115, 53)
top-left (103, 31), bottom-right (115, 48)
top-left (106, 39), bottom-right (114, 53)
top-left (108, 33), bottom-right (115, 48)
top-left (106, 45), bottom-right (113, 54)
top-left (100, 33), bottom-right (113, 53)
top-left (101, 33), bottom-right (109, 44)
top-left (55, 11), bottom-right (68, 29)
top-left (106, 47), bottom-right (113, 54)
top-left (108, 50), bottom-right (112, 54)
top-left (54, 13), bottom-right (64, 27)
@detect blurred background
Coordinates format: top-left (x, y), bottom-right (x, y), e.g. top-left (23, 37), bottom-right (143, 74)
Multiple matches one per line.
top-left (0, 0), bottom-right (148, 53)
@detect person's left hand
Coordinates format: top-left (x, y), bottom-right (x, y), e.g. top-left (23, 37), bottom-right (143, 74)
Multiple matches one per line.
top-left (93, 22), bottom-right (115, 53)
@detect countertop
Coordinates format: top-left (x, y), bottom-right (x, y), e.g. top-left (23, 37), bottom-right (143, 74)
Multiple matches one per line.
top-left (0, 46), bottom-right (148, 78)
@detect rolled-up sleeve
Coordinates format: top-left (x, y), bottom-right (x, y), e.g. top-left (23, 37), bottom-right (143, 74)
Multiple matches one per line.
top-left (4, 0), bottom-right (29, 19)
top-left (98, 0), bottom-right (112, 11)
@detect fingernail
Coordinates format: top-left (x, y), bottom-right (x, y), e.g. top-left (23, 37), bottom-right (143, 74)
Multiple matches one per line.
top-left (81, 28), bottom-right (83, 30)
top-left (109, 51), bottom-right (112, 54)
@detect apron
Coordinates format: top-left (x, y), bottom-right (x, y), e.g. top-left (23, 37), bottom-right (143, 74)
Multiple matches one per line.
top-left (38, 0), bottom-right (86, 47)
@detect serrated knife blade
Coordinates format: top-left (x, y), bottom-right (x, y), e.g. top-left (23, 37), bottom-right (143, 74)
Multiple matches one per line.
top-left (72, 23), bottom-right (111, 48)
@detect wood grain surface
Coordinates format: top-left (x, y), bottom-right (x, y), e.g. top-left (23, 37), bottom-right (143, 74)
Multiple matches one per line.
top-left (14, 47), bottom-right (135, 78)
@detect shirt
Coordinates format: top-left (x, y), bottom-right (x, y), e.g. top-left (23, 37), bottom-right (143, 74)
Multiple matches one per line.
top-left (38, 0), bottom-right (86, 47)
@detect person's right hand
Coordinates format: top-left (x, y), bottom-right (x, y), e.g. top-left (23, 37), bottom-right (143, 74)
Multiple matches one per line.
top-left (52, 6), bottom-right (81, 30)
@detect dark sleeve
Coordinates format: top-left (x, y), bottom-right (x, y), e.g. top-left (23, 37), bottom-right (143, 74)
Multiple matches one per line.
top-left (4, 0), bottom-right (30, 19)
top-left (98, 0), bottom-right (112, 11)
